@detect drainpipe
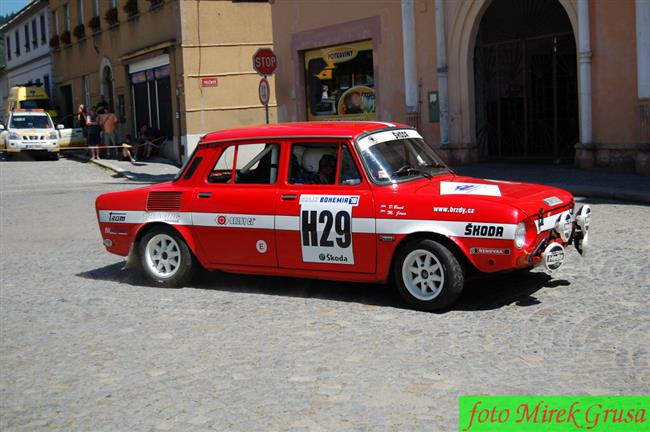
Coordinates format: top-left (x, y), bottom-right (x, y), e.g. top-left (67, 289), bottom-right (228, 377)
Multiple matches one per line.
top-left (577, 0), bottom-right (592, 146)
top-left (401, 0), bottom-right (418, 114)
top-left (435, 0), bottom-right (449, 145)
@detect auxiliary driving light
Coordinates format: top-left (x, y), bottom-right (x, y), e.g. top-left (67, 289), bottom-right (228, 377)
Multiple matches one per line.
top-left (103, 239), bottom-right (113, 247)
top-left (554, 211), bottom-right (573, 242)
top-left (575, 205), bottom-right (592, 232)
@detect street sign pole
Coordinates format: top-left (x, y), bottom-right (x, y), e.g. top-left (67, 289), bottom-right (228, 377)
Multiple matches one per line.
top-left (253, 48), bottom-right (277, 125)
top-left (258, 77), bottom-right (270, 124)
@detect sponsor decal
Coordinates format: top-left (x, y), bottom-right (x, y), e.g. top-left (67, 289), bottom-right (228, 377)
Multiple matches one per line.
top-left (543, 243), bottom-right (565, 271)
top-left (215, 215), bottom-right (256, 227)
top-left (543, 196), bottom-right (563, 206)
top-left (357, 129), bottom-right (423, 151)
top-left (323, 46), bottom-right (358, 63)
top-left (104, 227), bottom-right (129, 236)
top-left (108, 212), bottom-right (127, 222)
top-left (299, 195), bottom-right (356, 265)
top-left (470, 247), bottom-right (510, 255)
top-left (433, 206), bottom-right (476, 215)
top-left (440, 182), bottom-right (502, 197)
top-left (256, 240), bottom-right (268, 254)
top-left (464, 223), bottom-right (505, 238)
top-left (299, 195), bottom-right (359, 206)
top-left (144, 212), bottom-right (181, 224)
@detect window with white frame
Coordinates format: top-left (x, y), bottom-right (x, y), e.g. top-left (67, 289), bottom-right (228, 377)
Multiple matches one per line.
top-left (93, 0), bottom-right (100, 17)
top-left (40, 14), bottom-right (46, 44)
top-left (24, 24), bottom-right (30, 52)
top-left (14, 30), bottom-right (20, 56)
top-left (32, 20), bottom-right (38, 48)
top-left (52, 10), bottom-right (59, 34)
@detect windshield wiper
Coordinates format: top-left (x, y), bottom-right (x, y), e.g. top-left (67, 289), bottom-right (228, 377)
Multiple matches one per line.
top-left (392, 164), bottom-right (432, 179)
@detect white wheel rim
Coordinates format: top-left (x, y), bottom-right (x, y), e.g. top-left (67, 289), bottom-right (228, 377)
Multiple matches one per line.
top-left (145, 234), bottom-right (181, 279)
top-left (402, 249), bottom-right (445, 301)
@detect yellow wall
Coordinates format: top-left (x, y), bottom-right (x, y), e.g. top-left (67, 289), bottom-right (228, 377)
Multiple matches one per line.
top-left (180, 0), bottom-right (276, 149)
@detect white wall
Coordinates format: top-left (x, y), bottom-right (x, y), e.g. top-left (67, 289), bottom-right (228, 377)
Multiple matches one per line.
top-left (3, 2), bottom-right (51, 81)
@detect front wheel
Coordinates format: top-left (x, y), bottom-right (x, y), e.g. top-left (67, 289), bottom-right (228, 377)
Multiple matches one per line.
top-left (138, 226), bottom-right (194, 287)
top-left (394, 238), bottom-right (464, 311)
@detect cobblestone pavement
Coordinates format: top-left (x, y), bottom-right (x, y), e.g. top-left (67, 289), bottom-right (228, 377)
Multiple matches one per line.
top-left (1, 158), bottom-right (648, 431)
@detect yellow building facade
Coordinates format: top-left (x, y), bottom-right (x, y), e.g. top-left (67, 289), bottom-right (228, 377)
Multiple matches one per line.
top-left (49, 0), bottom-right (275, 162)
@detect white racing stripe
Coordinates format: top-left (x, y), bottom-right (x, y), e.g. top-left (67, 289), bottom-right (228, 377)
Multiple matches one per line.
top-left (99, 210), bottom-right (518, 239)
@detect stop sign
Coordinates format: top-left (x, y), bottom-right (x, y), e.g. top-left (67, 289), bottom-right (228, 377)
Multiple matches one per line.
top-left (252, 48), bottom-right (277, 76)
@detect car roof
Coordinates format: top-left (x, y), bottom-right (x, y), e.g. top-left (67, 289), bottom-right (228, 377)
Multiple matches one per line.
top-left (11, 111), bottom-right (49, 116)
top-left (200, 121), bottom-right (410, 145)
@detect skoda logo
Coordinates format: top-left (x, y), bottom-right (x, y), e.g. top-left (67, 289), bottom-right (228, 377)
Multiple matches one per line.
top-left (318, 253), bottom-right (326, 261)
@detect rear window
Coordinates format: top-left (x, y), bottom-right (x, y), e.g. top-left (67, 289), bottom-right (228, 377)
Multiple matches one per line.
top-left (19, 99), bottom-right (49, 110)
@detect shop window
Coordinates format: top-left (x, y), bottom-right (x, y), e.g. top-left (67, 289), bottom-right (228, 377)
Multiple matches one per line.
top-left (304, 40), bottom-right (375, 121)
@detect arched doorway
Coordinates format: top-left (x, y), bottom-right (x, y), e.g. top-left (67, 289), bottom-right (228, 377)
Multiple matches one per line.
top-left (474, 0), bottom-right (578, 161)
top-left (99, 58), bottom-right (114, 111)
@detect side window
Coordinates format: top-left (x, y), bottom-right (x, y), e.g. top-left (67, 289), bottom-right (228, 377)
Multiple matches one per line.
top-left (289, 143), bottom-right (338, 185)
top-left (234, 143), bottom-right (279, 184)
top-left (208, 143), bottom-right (279, 184)
top-left (338, 145), bottom-right (362, 185)
top-left (208, 146), bottom-right (235, 183)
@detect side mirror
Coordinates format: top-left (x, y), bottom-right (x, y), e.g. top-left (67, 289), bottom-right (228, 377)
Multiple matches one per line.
top-left (0, 124), bottom-right (5, 131)
top-left (56, 124), bottom-right (64, 130)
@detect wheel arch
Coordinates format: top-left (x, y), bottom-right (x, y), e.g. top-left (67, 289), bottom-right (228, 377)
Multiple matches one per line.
top-left (390, 231), bottom-right (477, 279)
top-left (132, 222), bottom-right (206, 267)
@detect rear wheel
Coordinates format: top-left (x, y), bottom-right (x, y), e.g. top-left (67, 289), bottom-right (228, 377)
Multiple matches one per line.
top-left (394, 238), bottom-right (464, 311)
top-left (139, 226), bottom-right (194, 287)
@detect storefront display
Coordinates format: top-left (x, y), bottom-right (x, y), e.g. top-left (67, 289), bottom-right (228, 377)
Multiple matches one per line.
top-left (304, 40), bottom-right (375, 121)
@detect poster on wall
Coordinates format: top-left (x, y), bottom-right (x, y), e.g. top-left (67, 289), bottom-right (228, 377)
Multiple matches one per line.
top-left (304, 40), bottom-right (375, 121)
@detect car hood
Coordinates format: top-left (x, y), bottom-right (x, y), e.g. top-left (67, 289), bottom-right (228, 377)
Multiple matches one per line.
top-left (11, 129), bottom-right (53, 135)
top-left (417, 175), bottom-right (573, 217)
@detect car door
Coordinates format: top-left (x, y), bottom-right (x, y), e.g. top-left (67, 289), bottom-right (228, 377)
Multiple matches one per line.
top-left (191, 142), bottom-right (280, 267)
top-left (275, 140), bottom-right (376, 273)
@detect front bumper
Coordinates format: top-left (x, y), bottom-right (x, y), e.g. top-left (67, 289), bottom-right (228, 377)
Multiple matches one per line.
top-left (519, 204), bottom-right (591, 271)
top-left (5, 139), bottom-right (59, 152)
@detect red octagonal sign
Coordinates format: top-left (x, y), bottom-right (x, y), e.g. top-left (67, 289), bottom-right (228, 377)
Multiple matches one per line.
top-left (252, 48), bottom-right (277, 76)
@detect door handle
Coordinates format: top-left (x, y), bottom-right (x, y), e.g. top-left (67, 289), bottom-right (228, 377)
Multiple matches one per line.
top-left (198, 192), bottom-right (212, 198)
top-left (281, 194), bottom-right (297, 201)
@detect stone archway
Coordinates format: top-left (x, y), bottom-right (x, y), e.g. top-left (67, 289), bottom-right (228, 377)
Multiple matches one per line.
top-left (446, 0), bottom-right (578, 162)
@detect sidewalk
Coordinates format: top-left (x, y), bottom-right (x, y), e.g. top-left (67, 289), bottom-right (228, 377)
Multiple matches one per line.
top-left (65, 151), bottom-right (180, 182)
top-left (67, 151), bottom-right (649, 204)
top-left (457, 163), bottom-right (650, 205)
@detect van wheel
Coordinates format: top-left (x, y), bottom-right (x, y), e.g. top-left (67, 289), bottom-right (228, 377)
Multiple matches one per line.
top-left (139, 226), bottom-right (194, 288)
top-left (394, 239), bottom-right (464, 311)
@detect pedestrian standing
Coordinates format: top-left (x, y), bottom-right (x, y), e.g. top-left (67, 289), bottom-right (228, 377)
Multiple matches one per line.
top-left (76, 104), bottom-right (88, 152)
top-left (86, 106), bottom-right (102, 160)
top-left (102, 107), bottom-right (119, 159)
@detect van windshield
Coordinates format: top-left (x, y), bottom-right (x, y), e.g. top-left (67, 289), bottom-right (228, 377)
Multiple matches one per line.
top-left (20, 99), bottom-right (50, 110)
top-left (10, 115), bottom-right (52, 129)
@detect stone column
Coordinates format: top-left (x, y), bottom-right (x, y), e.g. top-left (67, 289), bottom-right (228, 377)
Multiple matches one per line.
top-left (435, 0), bottom-right (449, 146)
top-left (576, 0), bottom-right (594, 168)
top-left (401, 0), bottom-right (418, 114)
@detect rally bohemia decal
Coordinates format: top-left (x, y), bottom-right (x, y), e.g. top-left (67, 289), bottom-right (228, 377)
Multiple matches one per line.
top-left (299, 195), bottom-right (359, 265)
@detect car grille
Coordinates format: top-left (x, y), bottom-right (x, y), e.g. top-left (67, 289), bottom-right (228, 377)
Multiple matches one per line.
top-left (25, 135), bottom-right (46, 140)
top-left (146, 191), bottom-right (183, 211)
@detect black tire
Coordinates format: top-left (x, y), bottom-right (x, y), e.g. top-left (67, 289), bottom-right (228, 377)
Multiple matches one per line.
top-left (138, 226), bottom-right (195, 288)
top-left (50, 152), bottom-right (60, 161)
top-left (393, 238), bottom-right (464, 311)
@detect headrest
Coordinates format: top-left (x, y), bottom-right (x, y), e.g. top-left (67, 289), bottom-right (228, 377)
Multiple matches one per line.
top-left (301, 147), bottom-right (336, 173)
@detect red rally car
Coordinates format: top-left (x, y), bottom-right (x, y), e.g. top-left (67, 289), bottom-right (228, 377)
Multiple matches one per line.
top-left (95, 122), bottom-right (591, 311)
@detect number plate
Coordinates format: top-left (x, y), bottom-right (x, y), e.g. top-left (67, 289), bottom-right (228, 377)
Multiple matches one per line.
top-left (299, 195), bottom-right (359, 265)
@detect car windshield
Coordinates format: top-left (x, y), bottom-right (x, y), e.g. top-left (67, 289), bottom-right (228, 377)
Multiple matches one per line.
top-left (10, 115), bottom-right (52, 129)
top-left (356, 130), bottom-right (452, 184)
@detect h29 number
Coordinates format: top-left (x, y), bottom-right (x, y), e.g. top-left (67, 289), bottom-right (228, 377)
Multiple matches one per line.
top-left (301, 210), bottom-right (351, 248)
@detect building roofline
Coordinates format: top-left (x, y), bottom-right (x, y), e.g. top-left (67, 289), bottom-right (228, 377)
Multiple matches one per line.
top-left (0, 0), bottom-right (47, 32)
